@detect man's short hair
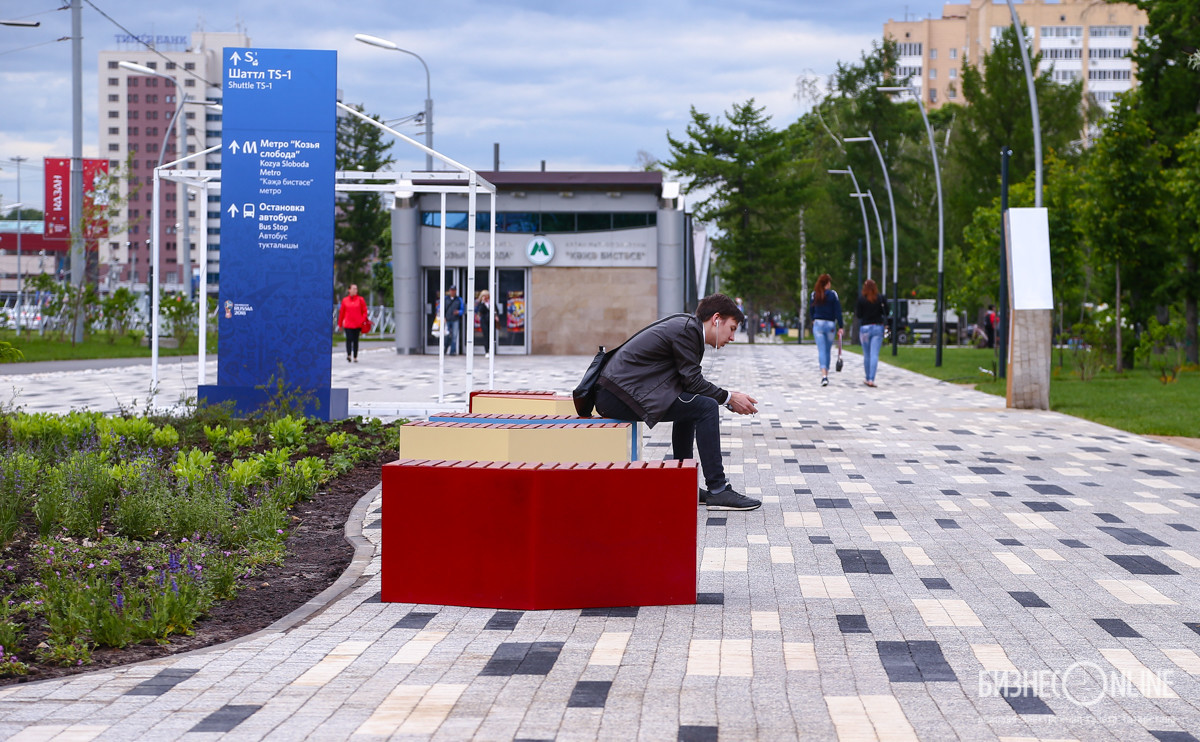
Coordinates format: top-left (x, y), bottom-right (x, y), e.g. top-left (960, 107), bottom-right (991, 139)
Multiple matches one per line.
top-left (695, 294), bottom-right (745, 325)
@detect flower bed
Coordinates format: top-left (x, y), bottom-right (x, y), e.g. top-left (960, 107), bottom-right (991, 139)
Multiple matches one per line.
top-left (0, 405), bottom-right (401, 681)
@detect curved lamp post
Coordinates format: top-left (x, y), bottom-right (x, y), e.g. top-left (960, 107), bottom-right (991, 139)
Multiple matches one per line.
top-left (844, 131), bottom-right (901, 355)
top-left (827, 168), bottom-right (872, 283)
top-left (854, 190), bottom-right (887, 298)
top-left (1004, 1), bottom-right (1042, 207)
top-left (878, 85), bottom-right (945, 366)
top-left (355, 33), bottom-right (434, 172)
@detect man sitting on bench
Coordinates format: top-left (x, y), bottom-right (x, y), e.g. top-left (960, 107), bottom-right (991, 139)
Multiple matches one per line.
top-left (596, 293), bottom-right (761, 511)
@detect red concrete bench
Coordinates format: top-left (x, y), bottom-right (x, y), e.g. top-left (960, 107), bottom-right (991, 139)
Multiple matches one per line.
top-left (381, 459), bottom-right (698, 609)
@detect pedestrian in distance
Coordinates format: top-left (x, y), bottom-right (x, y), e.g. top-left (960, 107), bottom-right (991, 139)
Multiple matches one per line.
top-left (475, 289), bottom-right (493, 354)
top-left (336, 283), bottom-right (368, 363)
top-left (441, 286), bottom-right (464, 355)
top-left (595, 293), bottom-right (762, 511)
top-left (985, 305), bottom-right (997, 349)
top-left (856, 279), bottom-right (888, 388)
top-left (809, 273), bottom-right (843, 387)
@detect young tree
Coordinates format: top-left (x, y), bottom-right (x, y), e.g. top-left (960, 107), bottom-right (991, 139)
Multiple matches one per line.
top-left (1125, 0), bottom-right (1200, 360)
top-left (664, 101), bottom-right (808, 341)
top-left (1167, 127), bottom-right (1200, 363)
top-left (1079, 92), bottom-right (1171, 370)
top-left (1127, 0), bottom-right (1200, 156)
top-left (335, 105), bottom-right (395, 291)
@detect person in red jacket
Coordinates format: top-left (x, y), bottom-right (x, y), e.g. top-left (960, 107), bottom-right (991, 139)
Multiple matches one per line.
top-left (337, 284), bottom-right (369, 363)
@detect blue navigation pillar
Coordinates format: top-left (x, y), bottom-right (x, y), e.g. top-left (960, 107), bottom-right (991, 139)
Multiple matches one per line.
top-left (198, 48), bottom-right (346, 420)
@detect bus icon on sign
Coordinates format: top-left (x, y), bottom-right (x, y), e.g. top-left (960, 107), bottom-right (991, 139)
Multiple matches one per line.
top-left (526, 234), bottom-right (554, 266)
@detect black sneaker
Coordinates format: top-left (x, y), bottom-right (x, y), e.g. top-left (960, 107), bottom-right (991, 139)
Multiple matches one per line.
top-left (699, 488), bottom-right (708, 505)
top-left (821, 377), bottom-right (829, 387)
top-left (706, 487), bottom-right (761, 511)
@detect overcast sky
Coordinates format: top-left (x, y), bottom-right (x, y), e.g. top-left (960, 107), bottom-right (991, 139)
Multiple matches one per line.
top-left (0, 0), bottom-right (945, 210)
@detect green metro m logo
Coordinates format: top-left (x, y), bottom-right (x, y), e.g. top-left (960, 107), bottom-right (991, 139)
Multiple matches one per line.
top-left (525, 234), bottom-right (555, 265)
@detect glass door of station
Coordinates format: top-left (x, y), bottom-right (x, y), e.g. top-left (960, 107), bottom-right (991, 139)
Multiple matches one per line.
top-left (424, 268), bottom-right (527, 354)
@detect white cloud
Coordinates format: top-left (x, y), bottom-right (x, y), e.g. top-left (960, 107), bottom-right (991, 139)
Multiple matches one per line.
top-left (1, 0), bottom-right (879, 204)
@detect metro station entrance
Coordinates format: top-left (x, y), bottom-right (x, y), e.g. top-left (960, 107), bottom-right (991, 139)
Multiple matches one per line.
top-left (423, 268), bottom-right (528, 354)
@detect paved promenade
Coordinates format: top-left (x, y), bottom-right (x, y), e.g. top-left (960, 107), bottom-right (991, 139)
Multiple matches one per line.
top-left (2, 343), bottom-right (1200, 740)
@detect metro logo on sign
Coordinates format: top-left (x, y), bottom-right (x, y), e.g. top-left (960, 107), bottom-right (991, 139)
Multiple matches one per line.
top-left (526, 234), bottom-right (555, 265)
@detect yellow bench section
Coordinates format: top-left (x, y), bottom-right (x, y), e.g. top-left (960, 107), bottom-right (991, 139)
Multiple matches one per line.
top-left (469, 389), bottom-right (577, 416)
top-left (428, 412), bottom-right (643, 461)
top-left (398, 421), bottom-right (633, 463)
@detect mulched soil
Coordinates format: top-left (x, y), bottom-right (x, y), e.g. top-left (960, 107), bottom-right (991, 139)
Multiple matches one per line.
top-left (1, 452), bottom-right (386, 687)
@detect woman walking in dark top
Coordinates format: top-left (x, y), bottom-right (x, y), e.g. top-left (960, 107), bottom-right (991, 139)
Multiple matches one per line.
top-left (855, 279), bottom-right (888, 387)
top-left (809, 273), bottom-right (843, 387)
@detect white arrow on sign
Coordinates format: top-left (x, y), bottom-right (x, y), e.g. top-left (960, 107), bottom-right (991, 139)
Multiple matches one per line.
top-left (228, 141), bottom-right (240, 155)
top-left (229, 51), bottom-right (241, 64)
top-left (227, 204), bottom-right (239, 217)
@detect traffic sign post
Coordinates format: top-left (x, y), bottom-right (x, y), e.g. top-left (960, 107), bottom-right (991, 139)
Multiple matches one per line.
top-left (197, 47), bottom-right (346, 419)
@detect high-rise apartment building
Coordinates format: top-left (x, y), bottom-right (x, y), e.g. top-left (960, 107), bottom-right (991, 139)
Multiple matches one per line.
top-left (883, 0), bottom-right (1147, 111)
top-left (98, 30), bottom-right (250, 294)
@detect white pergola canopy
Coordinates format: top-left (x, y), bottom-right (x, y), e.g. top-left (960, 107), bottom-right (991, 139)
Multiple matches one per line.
top-left (152, 101), bottom-right (498, 410)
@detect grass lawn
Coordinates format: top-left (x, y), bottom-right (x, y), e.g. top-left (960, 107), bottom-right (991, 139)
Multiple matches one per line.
top-left (2, 332), bottom-right (396, 364)
top-left (863, 344), bottom-right (1200, 438)
top-left (0, 331), bottom-right (217, 363)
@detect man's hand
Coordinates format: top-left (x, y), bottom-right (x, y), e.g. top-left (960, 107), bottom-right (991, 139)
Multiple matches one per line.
top-left (727, 391), bottom-right (758, 415)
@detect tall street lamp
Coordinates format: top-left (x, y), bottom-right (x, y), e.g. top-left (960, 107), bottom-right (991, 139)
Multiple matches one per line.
top-left (827, 168), bottom-right (872, 283)
top-left (355, 33), bottom-right (434, 172)
top-left (1004, 1), bottom-right (1042, 207)
top-left (69, 0), bottom-right (83, 342)
top-left (878, 85), bottom-right (945, 366)
top-left (844, 131), bottom-right (901, 355)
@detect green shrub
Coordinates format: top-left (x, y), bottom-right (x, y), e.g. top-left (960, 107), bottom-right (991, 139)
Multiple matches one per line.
top-left (0, 452), bottom-right (39, 547)
top-left (269, 415), bottom-right (306, 447)
top-left (10, 411), bottom-right (102, 450)
top-left (52, 451), bottom-right (120, 537)
top-left (172, 448), bottom-right (216, 488)
top-left (225, 458), bottom-right (265, 495)
top-left (203, 424), bottom-right (228, 449)
top-left (1135, 314), bottom-right (1188, 384)
top-left (255, 447), bottom-right (292, 480)
top-left (98, 416), bottom-right (156, 448)
top-left (166, 477), bottom-right (234, 544)
top-left (111, 463), bottom-right (171, 540)
top-left (325, 430), bottom-right (354, 450)
top-left (227, 427), bottom-right (255, 452)
top-left (151, 424), bottom-right (180, 448)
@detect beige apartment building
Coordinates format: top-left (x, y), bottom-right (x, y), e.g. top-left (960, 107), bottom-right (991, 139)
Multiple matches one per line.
top-left (883, 0), bottom-right (1148, 111)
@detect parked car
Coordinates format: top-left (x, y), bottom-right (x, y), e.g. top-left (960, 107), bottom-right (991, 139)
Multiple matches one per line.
top-left (2, 306), bottom-right (45, 330)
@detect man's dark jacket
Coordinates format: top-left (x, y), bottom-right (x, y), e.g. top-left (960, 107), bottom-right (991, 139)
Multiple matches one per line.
top-left (598, 314), bottom-right (727, 427)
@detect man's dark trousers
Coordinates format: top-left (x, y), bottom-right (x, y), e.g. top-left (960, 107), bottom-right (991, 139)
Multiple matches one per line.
top-left (596, 388), bottom-right (726, 493)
